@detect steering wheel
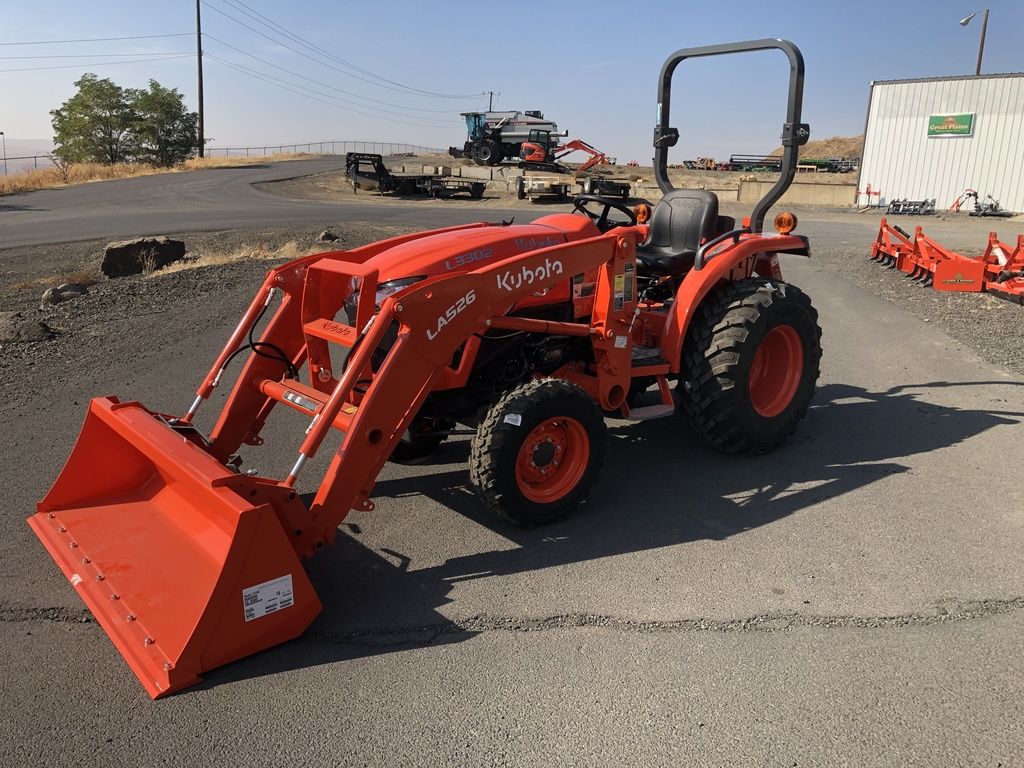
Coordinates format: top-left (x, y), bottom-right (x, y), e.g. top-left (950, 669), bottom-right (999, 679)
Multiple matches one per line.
top-left (571, 194), bottom-right (637, 233)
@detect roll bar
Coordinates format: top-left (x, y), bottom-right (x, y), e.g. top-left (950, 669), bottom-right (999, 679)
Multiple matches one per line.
top-left (653, 39), bottom-right (809, 234)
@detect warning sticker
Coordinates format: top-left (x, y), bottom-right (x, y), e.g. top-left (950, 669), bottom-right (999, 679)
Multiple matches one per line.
top-left (613, 273), bottom-right (625, 311)
top-left (243, 574), bottom-right (294, 622)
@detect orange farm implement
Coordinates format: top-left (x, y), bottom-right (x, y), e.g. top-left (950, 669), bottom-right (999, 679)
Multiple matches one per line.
top-left (870, 218), bottom-right (1024, 303)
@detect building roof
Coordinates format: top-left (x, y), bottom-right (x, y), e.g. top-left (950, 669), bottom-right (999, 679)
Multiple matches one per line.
top-left (870, 72), bottom-right (1024, 87)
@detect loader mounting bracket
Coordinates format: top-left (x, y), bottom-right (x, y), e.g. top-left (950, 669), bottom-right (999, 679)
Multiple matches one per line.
top-left (781, 123), bottom-right (811, 146)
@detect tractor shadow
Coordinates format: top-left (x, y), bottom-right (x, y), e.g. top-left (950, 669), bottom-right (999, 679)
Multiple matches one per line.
top-left (208, 380), bottom-right (1022, 690)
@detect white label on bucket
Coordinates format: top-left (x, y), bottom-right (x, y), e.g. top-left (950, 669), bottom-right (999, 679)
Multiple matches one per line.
top-left (242, 574), bottom-right (294, 622)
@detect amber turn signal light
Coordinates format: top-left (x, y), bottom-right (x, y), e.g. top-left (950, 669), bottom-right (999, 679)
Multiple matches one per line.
top-left (633, 203), bottom-right (651, 224)
top-left (773, 211), bottom-right (798, 234)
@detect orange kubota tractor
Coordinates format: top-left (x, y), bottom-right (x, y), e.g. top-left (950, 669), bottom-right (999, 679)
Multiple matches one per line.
top-left (30, 39), bottom-right (819, 698)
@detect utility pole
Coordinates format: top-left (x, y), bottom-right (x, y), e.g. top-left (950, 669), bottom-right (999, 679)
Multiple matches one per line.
top-left (488, 91), bottom-right (497, 110)
top-left (0, 132), bottom-right (6, 176)
top-left (196, 0), bottom-right (205, 157)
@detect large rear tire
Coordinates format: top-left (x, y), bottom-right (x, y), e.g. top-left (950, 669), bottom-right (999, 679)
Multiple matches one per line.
top-left (469, 379), bottom-right (607, 526)
top-left (679, 278), bottom-right (821, 453)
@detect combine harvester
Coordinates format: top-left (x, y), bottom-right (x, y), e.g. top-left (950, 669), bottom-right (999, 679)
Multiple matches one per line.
top-left (30, 40), bottom-right (821, 698)
top-left (870, 218), bottom-right (1024, 303)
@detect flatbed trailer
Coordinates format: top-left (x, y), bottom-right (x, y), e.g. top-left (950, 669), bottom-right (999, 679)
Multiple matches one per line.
top-left (346, 153), bottom-right (485, 199)
top-left (518, 160), bottom-right (631, 200)
top-left (515, 170), bottom-right (575, 201)
top-left (729, 154), bottom-right (783, 172)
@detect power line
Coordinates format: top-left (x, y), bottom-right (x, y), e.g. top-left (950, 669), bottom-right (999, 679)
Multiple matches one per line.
top-left (218, 0), bottom-right (481, 100)
top-left (0, 54), bottom-right (192, 73)
top-left (201, 0), bottom-right (481, 101)
top-left (204, 54), bottom-right (454, 129)
top-left (0, 33), bottom-right (193, 46)
top-left (0, 52), bottom-right (190, 59)
top-left (202, 34), bottom-right (455, 121)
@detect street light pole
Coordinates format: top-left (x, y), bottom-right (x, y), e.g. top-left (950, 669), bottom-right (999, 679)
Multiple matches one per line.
top-left (959, 9), bottom-right (989, 76)
top-left (975, 8), bottom-right (988, 76)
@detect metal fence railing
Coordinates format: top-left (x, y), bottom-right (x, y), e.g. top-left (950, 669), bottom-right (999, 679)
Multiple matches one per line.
top-left (4, 154), bottom-right (56, 172)
top-left (1, 140), bottom-right (447, 174)
top-left (204, 141), bottom-right (446, 157)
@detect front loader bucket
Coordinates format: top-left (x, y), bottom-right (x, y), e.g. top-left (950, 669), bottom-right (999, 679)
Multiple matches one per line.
top-left (28, 397), bottom-right (321, 698)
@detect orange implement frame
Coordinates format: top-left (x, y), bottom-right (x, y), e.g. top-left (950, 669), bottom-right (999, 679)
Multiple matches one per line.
top-left (869, 219), bottom-right (1024, 301)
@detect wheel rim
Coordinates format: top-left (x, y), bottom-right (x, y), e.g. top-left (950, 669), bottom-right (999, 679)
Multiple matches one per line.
top-left (514, 417), bottom-right (590, 503)
top-left (748, 324), bottom-right (804, 418)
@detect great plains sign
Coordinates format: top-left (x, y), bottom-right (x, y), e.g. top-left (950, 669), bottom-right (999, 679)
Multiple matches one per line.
top-left (927, 113), bottom-right (975, 137)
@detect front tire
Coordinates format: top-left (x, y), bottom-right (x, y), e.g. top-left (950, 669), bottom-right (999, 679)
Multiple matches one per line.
top-left (680, 278), bottom-right (821, 453)
top-left (469, 379), bottom-right (607, 526)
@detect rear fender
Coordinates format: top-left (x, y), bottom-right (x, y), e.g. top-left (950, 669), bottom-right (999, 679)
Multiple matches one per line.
top-left (661, 234), bottom-right (808, 373)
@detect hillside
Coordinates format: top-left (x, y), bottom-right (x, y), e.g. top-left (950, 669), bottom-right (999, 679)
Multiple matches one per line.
top-left (770, 135), bottom-right (863, 159)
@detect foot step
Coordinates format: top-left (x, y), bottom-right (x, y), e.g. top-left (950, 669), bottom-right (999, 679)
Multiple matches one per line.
top-left (624, 404), bottom-right (676, 421)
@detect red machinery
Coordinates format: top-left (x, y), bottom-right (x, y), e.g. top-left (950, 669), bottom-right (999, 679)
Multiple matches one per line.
top-left (520, 137), bottom-right (614, 173)
top-left (870, 218), bottom-right (1024, 302)
top-left (30, 39), bottom-right (819, 698)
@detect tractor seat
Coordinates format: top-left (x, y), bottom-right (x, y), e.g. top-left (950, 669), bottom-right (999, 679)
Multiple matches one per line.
top-left (636, 189), bottom-right (731, 276)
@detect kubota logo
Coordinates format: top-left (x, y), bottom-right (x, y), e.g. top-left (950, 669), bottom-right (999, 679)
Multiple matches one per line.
top-left (495, 257), bottom-right (564, 292)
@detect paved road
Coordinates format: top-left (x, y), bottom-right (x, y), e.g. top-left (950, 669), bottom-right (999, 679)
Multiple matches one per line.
top-left (1, 168), bottom-right (1022, 764)
top-left (0, 157), bottom-right (996, 254)
top-left (0, 159), bottom-right (523, 248)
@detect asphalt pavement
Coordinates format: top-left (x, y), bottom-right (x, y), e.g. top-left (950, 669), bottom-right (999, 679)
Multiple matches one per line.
top-left (0, 158), bottom-right (521, 248)
top-left (1, 164), bottom-right (1022, 766)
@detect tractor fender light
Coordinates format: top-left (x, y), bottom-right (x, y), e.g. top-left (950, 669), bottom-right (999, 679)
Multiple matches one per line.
top-left (774, 211), bottom-right (798, 234)
top-left (633, 203), bottom-right (651, 223)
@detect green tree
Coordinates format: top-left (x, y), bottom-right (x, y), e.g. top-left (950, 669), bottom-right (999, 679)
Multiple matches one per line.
top-left (50, 75), bottom-right (200, 167)
top-left (130, 80), bottom-right (200, 166)
top-left (50, 74), bottom-right (137, 164)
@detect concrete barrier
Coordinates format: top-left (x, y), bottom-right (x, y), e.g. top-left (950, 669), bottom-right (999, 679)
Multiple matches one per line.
top-left (459, 166), bottom-right (495, 180)
top-left (633, 185), bottom-right (739, 203)
top-left (738, 180), bottom-right (856, 207)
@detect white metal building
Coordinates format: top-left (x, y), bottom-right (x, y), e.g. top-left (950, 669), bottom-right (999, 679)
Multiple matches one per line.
top-left (857, 73), bottom-right (1024, 212)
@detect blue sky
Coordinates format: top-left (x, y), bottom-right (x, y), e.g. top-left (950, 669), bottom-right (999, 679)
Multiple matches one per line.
top-left (2, 0), bottom-right (1022, 162)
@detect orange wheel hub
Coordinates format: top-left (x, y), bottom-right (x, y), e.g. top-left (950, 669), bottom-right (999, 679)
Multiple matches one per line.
top-left (748, 324), bottom-right (804, 418)
top-left (514, 417), bottom-right (590, 503)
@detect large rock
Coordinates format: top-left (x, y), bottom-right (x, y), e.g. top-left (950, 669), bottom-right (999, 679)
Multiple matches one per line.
top-left (0, 311), bottom-right (54, 342)
top-left (41, 282), bottom-right (89, 307)
top-left (101, 236), bottom-right (186, 277)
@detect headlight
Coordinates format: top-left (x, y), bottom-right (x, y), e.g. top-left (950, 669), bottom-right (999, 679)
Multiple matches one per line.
top-left (342, 276), bottom-right (427, 327)
top-left (374, 276), bottom-right (426, 308)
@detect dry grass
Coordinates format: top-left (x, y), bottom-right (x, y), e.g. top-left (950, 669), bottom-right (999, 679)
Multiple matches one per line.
top-left (177, 153), bottom-right (308, 170)
top-left (0, 153), bottom-right (313, 196)
top-left (0, 162), bottom-right (162, 195)
top-left (149, 241), bottom-right (306, 277)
